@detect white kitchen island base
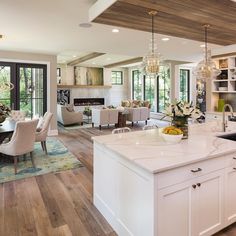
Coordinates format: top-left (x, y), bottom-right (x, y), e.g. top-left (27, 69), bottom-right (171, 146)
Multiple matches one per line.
top-left (93, 128), bottom-right (236, 236)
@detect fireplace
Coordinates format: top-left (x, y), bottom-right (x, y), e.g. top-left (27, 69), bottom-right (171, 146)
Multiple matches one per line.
top-left (74, 98), bottom-right (105, 106)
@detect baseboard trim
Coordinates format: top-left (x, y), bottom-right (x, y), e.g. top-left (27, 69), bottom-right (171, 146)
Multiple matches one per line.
top-left (48, 129), bottom-right (58, 136)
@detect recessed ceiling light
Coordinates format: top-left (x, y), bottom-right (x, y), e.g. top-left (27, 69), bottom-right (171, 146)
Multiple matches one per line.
top-left (73, 55), bottom-right (77, 58)
top-left (161, 37), bottom-right (170, 41)
top-left (112, 28), bottom-right (119, 33)
top-left (200, 44), bottom-right (205, 48)
top-left (92, 62), bottom-right (96, 65)
top-left (79, 23), bottom-right (92, 28)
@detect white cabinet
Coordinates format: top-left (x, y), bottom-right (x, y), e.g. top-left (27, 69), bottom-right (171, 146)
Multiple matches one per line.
top-left (157, 170), bottom-right (224, 236)
top-left (158, 180), bottom-right (195, 236)
top-left (225, 166), bottom-right (236, 225)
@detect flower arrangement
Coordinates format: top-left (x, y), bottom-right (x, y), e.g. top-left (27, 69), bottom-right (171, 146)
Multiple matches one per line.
top-left (164, 100), bottom-right (203, 120)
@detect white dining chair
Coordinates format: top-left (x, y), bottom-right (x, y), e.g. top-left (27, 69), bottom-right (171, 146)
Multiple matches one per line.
top-left (112, 127), bottom-right (131, 134)
top-left (35, 112), bottom-right (53, 155)
top-left (9, 110), bottom-right (26, 121)
top-left (142, 125), bottom-right (159, 130)
top-left (0, 119), bottom-right (38, 174)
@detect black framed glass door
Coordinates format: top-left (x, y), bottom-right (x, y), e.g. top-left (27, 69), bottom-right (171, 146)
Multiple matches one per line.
top-left (0, 62), bottom-right (47, 118)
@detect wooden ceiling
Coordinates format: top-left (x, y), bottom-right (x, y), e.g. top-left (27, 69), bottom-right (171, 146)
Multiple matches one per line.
top-left (92, 0), bottom-right (236, 45)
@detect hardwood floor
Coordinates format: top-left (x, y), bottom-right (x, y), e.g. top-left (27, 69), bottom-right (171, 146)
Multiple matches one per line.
top-left (0, 125), bottom-right (236, 236)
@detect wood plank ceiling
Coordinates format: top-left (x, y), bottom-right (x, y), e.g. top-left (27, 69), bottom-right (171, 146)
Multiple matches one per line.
top-left (92, 0), bottom-right (236, 45)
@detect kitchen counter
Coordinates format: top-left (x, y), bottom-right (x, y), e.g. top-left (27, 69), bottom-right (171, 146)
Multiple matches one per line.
top-left (93, 121), bottom-right (236, 174)
top-left (93, 121), bottom-right (236, 236)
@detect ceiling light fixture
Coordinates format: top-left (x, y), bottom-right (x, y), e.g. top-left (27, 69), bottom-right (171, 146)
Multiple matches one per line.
top-left (193, 24), bottom-right (221, 80)
top-left (142, 10), bottom-right (161, 77)
top-left (73, 55), bottom-right (77, 58)
top-left (162, 37), bottom-right (170, 41)
top-left (112, 28), bottom-right (119, 33)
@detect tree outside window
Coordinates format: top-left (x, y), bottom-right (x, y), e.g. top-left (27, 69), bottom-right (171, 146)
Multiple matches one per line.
top-left (179, 69), bottom-right (190, 102)
top-left (132, 70), bottom-right (142, 100)
top-left (112, 71), bottom-right (123, 85)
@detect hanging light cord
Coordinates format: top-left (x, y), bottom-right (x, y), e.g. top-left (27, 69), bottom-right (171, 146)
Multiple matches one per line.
top-left (152, 13), bottom-right (154, 54)
top-left (205, 25), bottom-right (208, 64)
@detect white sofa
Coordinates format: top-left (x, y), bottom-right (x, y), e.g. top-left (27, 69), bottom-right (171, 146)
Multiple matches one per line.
top-left (92, 108), bottom-right (119, 130)
top-left (57, 104), bottom-right (83, 126)
top-left (125, 107), bottom-right (150, 126)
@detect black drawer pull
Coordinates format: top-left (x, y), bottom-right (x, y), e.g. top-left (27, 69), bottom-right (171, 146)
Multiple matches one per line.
top-left (233, 157), bottom-right (236, 160)
top-left (192, 184), bottom-right (197, 189)
top-left (197, 183), bottom-right (201, 187)
top-left (233, 168), bottom-right (236, 170)
top-left (191, 168), bottom-right (202, 173)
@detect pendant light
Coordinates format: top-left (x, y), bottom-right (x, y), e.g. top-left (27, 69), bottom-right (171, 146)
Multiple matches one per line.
top-left (193, 24), bottom-right (221, 80)
top-left (142, 11), bottom-right (161, 77)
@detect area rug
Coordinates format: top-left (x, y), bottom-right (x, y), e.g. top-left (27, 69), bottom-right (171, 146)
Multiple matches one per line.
top-left (0, 138), bottom-right (83, 183)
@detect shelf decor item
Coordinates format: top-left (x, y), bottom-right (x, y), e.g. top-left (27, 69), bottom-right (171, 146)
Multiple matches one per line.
top-left (0, 103), bottom-right (11, 126)
top-left (142, 10), bottom-right (162, 77)
top-left (164, 101), bottom-right (203, 139)
top-left (218, 99), bottom-right (225, 112)
top-left (193, 24), bottom-right (221, 80)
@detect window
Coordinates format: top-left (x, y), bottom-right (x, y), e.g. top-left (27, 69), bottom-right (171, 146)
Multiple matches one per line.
top-left (0, 62), bottom-right (47, 119)
top-left (158, 65), bottom-right (171, 112)
top-left (111, 71), bottom-right (123, 85)
top-left (132, 70), bottom-right (142, 100)
top-left (179, 69), bottom-right (190, 102)
top-left (131, 65), bottom-right (171, 112)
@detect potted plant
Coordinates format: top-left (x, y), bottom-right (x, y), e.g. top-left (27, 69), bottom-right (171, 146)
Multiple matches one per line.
top-left (0, 103), bottom-right (11, 125)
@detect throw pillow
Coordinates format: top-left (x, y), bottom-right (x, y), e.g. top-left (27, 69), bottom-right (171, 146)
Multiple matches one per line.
top-left (66, 104), bottom-right (75, 112)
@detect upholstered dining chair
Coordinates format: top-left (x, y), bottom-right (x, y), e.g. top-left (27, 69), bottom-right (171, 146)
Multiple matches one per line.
top-left (35, 112), bottom-right (53, 155)
top-left (9, 110), bottom-right (26, 121)
top-left (142, 125), bottom-right (159, 130)
top-left (0, 119), bottom-right (38, 174)
top-left (112, 127), bottom-right (131, 134)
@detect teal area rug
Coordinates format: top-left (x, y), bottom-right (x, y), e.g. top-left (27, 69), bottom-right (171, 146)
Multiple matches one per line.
top-left (0, 138), bottom-right (82, 183)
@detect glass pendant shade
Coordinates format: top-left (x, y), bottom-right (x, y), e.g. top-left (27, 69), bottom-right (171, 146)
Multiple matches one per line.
top-left (142, 11), bottom-right (161, 77)
top-left (0, 82), bottom-right (14, 91)
top-left (193, 25), bottom-right (221, 80)
top-left (193, 49), bottom-right (221, 80)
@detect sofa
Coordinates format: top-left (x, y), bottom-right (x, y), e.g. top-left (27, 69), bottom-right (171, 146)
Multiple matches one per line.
top-left (57, 104), bottom-right (83, 126)
top-left (121, 100), bottom-right (151, 125)
top-left (92, 108), bottom-right (119, 130)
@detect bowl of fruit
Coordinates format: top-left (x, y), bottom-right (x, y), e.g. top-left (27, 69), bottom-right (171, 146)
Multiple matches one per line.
top-left (161, 126), bottom-right (183, 143)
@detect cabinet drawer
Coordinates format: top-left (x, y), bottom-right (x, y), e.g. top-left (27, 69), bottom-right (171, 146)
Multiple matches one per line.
top-left (156, 154), bottom-right (236, 189)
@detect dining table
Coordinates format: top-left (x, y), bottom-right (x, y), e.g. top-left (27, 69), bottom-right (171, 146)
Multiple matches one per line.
top-left (0, 120), bottom-right (16, 144)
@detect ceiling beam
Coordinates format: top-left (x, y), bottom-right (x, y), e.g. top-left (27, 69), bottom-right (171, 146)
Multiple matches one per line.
top-left (212, 52), bottom-right (236, 59)
top-left (104, 57), bottom-right (143, 68)
top-left (67, 52), bottom-right (106, 66)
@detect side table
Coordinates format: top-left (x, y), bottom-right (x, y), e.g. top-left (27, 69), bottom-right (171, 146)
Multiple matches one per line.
top-left (116, 112), bottom-right (127, 128)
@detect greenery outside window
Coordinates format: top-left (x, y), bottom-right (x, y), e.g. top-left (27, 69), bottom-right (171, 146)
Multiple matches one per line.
top-left (132, 70), bottom-right (143, 100)
top-left (112, 71), bottom-right (123, 85)
top-left (179, 69), bottom-right (190, 102)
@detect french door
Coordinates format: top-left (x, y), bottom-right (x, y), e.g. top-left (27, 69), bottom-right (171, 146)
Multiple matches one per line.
top-left (0, 62), bottom-right (47, 118)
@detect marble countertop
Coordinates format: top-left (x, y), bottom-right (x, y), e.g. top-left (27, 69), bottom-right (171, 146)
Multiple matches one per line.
top-left (92, 121), bottom-right (236, 174)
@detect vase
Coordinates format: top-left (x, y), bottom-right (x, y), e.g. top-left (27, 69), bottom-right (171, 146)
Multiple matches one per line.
top-left (0, 115), bottom-right (6, 126)
top-left (172, 116), bottom-right (188, 139)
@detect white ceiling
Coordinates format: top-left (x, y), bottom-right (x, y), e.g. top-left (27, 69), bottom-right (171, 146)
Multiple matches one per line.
top-left (0, 0), bottom-right (233, 67)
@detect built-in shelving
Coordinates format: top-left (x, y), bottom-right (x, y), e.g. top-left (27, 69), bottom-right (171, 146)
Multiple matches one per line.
top-left (57, 84), bottom-right (112, 89)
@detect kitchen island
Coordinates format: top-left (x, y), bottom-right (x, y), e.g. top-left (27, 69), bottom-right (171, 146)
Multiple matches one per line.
top-left (93, 122), bottom-right (236, 236)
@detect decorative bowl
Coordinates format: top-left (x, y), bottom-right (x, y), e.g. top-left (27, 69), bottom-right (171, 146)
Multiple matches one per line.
top-left (162, 133), bottom-right (183, 143)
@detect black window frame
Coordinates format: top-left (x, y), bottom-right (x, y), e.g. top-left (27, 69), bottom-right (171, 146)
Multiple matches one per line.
top-left (111, 71), bottom-right (123, 85)
top-left (179, 69), bottom-right (190, 102)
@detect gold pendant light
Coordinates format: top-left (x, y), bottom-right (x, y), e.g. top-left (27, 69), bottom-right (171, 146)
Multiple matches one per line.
top-left (193, 24), bottom-right (221, 80)
top-left (142, 11), bottom-right (161, 77)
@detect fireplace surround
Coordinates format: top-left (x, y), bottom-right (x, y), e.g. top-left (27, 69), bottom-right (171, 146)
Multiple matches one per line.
top-left (74, 98), bottom-right (105, 106)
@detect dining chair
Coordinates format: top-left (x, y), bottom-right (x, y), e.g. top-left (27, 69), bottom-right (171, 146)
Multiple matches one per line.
top-left (9, 110), bottom-right (26, 121)
top-left (35, 112), bottom-right (53, 155)
top-left (112, 127), bottom-right (131, 134)
top-left (142, 125), bottom-right (159, 130)
top-left (0, 119), bottom-right (38, 174)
